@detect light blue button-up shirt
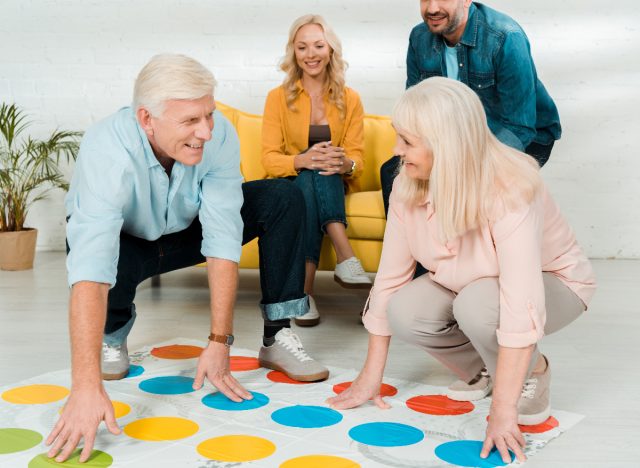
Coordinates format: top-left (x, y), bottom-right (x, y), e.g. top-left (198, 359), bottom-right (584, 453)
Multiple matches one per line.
top-left (65, 107), bottom-right (244, 288)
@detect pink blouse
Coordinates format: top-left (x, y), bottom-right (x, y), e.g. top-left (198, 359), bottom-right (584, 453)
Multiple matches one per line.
top-left (362, 183), bottom-right (596, 348)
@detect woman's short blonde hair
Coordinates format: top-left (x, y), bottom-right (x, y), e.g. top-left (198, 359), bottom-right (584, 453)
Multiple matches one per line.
top-left (280, 14), bottom-right (347, 117)
top-left (133, 54), bottom-right (217, 116)
top-left (392, 77), bottom-right (541, 242)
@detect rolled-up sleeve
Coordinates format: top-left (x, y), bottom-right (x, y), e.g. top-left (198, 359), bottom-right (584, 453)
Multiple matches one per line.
top-left (362, 193), bottom-right (417, 336)
top-left (66, 144), bottom-right (129, 288)
top-left (199, 118), bottom-right (244, 262)
top-left (491, 193), bottom-right (546, 348)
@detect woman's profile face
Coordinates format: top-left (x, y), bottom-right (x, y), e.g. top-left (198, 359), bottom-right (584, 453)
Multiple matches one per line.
top-left (393, 127), bottom-right (434, 180)
top-left (293, 23), bottom-right (332, 80)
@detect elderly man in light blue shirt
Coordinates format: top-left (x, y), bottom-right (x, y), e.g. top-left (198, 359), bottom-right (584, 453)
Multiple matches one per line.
top-left (46, 54), bottom-right (329, 463)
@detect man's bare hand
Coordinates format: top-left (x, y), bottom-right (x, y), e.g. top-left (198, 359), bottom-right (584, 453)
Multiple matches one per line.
top-left (193, 342), bottom-right (252, 402)
top-left (46, 386), bottom-right (121, 463)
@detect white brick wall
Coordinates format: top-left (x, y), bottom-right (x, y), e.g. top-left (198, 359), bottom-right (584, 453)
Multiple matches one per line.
top-left (1, 0), bottom-right (638, 258)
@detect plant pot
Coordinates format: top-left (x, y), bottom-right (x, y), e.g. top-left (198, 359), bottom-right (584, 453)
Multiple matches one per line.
top-left (0, 228), bottom-right (38, 270)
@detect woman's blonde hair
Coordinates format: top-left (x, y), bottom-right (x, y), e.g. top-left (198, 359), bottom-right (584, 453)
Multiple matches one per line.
top-left (392, 77), bottom-right (542, 242)
top-left (280, 14), bottom-right (347, 117)
top-left (133, 53), bottom-right (217, 116)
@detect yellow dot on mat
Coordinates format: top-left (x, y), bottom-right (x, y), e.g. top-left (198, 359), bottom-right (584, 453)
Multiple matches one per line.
top-left (58, 400), bottom-right (131, 419)
top-left (2, 385), bottom-right (69, 404)
top-left (111, 401), bottom-right (131, 418)
top-left (197, 435), bottom-right (276, 462)
top-left (124, 417), bottom-right (198, 441)
top-left (280, 455), bottom-right (361, 468)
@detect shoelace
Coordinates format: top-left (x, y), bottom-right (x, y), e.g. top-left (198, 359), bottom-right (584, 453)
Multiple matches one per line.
top-left (467, 366), bottom-right (490, 385)
top-left (277, 329), bottom-right (312, 362)
top-left (347, 258), bottom-right (366, 276)
top-left (102, 342), bottom-right (123, 362)
top-left (521, 377), bottom-right (538, 399)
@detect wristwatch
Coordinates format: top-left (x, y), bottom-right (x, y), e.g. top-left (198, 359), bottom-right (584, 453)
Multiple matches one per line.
top-left (345, 159), bottom-right (356, 176)
top-left (208, 333), bottom-right (234, 347)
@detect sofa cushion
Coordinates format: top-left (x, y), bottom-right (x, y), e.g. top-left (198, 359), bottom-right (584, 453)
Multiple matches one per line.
top-left (345, 190), bottom-right (386, 240)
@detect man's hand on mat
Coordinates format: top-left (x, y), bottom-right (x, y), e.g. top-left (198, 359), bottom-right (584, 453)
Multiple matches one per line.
top-left (326, 371), bottom-right (390, 410)
top-left (193, 341), bottom-right (252, 402)
top-left (481, 403), bottom-right (526, 463)
top-left (45, 386), bottom-right (121, 463)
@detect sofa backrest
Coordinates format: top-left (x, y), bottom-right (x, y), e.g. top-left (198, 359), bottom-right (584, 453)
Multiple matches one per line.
top-left (216, 102), bottom-right (396, 192)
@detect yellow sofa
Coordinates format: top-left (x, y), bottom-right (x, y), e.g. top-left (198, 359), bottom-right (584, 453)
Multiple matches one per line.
top-left (217, 102), bottom-right (396, 273)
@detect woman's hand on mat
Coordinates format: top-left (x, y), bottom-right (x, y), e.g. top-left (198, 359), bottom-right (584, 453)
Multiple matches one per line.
top-left (482, 403), bottom-right (526, 463)
top-left (193, 342), bottom-right (253, 402)
top-left (296, 141), bottom-right (346, 173)
top-left (45, 386), bottom-right (121, 463)
top-left (326, 371), bottom-right (390, 410)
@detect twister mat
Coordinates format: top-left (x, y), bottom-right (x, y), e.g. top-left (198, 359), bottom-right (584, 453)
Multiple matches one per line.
top-left (0, 339), bottom-right (583, 467)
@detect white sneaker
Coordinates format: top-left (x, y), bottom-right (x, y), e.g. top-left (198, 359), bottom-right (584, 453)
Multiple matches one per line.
top-left (334, 257), bottom-right (372, 289)
top-left (294, 295), bottom-right (320, 327)
top-left (259, 328), bottom-right (329, 382)
top-left (101, 341), bottom-right (129, 380)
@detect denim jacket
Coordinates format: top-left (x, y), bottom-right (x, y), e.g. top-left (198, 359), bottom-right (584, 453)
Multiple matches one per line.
top-left (406, 2), bottom-right (561, 149)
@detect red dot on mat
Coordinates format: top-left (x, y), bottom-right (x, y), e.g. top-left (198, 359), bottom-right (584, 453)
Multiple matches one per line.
top-left (406, 395), bottom-right (474, 416)
top-left (266, 371), bottom-right (313, 385)
top-left (151, 344), bottom-right (203, 359)
top-left (486, 415), bottom-right (560, 433)
top-left (230, 356), bottom-right (261, 371)
top-left (333, 381), bottom-right (398, 397)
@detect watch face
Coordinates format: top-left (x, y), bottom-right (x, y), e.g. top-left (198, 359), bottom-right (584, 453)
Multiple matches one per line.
top-left (226, 335), bottom-right (235, 346)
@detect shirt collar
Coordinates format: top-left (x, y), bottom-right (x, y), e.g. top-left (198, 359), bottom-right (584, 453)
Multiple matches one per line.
top-left (459, 2), bottom-right (478, 47)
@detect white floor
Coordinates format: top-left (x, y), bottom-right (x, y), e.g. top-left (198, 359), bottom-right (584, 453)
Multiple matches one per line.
top-left (1, 252), bottom-right (639, 467)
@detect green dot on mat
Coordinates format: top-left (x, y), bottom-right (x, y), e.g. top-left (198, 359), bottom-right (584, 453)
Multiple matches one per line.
top-left (0, 428), bottom-right (43, 454)
top-left (28, 449), bottom-right (113, 467)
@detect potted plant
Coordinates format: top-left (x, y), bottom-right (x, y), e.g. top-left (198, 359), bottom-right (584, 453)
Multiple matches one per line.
top-left (0, 103), bottom-right (81, 270)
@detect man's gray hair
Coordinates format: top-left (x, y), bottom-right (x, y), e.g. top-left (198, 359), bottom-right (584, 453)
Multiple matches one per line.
top-left (133, 54), bottom-right (217, 116)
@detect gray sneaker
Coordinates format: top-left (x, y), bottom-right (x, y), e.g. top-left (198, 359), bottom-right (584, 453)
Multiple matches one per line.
top-left (294, 295), bottom-right (320, 327)
top-left (518, 356), bottom-right (551, 425)
top-left (446, 367), bottom-right (492, 401)
top-left (101, 341), bottom-right (130, 380)
top-left (259, 328), bottom-right (329, 382)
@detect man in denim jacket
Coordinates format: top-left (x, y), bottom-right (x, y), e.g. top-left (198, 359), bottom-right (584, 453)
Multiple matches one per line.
top-left (381, 1), bottom-right (561, 214)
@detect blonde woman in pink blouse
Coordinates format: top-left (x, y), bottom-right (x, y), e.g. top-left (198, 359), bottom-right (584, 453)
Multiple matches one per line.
top-left (327, 77), bottom-right (596, 464)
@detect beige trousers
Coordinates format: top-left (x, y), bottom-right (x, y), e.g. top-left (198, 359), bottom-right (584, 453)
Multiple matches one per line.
top-left (387, 273), bottom-right (585, 381)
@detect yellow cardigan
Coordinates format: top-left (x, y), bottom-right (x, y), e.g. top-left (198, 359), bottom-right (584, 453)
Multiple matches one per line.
top-left (261, 83), bottom-right (365, 193)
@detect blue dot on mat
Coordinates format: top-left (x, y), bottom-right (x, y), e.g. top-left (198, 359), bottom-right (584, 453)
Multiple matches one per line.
top-left (138, 376), bottom-right (195, 395)
top-left (125, 365), bottom-right (144, 378)
top-left (202, 391), bottom-right (269, 411)
top-left (348, 422), bottom-right (424, 447)
top-left (435, 440), bottom-right (514, 467)
top-left (271, 405), bottom-right (343, 428)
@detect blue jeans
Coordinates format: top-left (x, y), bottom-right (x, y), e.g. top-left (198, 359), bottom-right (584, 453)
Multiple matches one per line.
top-left (67, 179), bottom-right (309, 346)
top-left (291, 170), bottom-right (347, 265)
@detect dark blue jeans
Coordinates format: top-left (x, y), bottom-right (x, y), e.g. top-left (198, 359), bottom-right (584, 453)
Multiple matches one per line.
top-left (290, 170), bottom-right (347, 265)
top-left (68, 179), bottom-right (308, 346)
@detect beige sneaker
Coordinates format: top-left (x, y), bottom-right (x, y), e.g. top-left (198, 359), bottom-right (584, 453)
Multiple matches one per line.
top-left (518, 356), bottom-right (551, 425)
top-left (294, 295), bottom-right (320, 327)
top-left (259, 328), bottom-right (329, 382)
top-left (447, 366), bottom-right (492, 401)
top-left (334, 257), bottom-right (372, 289)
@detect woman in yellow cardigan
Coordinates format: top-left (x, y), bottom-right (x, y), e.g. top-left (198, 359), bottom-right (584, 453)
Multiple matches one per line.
top-left (262, 14), bottom-right (371, 327)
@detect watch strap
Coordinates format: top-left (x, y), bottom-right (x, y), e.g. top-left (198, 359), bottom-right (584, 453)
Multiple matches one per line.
top-left (208, 333), bottom-right (234, 347)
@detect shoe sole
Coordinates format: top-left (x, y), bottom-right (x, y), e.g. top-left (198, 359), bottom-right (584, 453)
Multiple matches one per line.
top-left (102, 370), bottom-right (129, 380)
top-left (333, 275), bottom-right (372, 290)
top-left (294, 316), bottom-right (320, 327)
top-left (447, 385), bottom-right (493, 401)
top-left (518, 405), bottom-right (551, 426)
top-left (259, 359), bottom-right (329, 382)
